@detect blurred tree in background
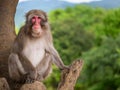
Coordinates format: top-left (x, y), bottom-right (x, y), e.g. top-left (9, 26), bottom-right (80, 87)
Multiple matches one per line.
top-left (81, 36), bottom-right (120, 90)
top-left (103, 9), bottom-right (120, 38)
top-left (43, 5), bottom-right (120, 90)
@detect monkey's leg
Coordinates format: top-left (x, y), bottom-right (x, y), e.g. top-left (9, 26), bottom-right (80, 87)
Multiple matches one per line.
top-left (36, 53), bottom-right (52, 81)
top-left (8, 53), bottom-right (26, 81)
top-left (18, 54), bottom-right (38, 83)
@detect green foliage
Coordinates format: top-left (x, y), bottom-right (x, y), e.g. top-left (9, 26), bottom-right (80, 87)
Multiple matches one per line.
top-left (44, 66), bottom-right (61, 90)
top-left (81, 36), bottom-right (120, 90)
top-left (103, 9), bottom-right (120, 38)
top-left (45, 5), bottom-right (120, 90)
top-left (50, 18), bottom-right (95, 64)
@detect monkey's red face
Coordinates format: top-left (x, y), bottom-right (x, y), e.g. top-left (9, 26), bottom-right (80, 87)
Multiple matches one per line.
top-left (26, 10), bottom-right (48, 38)
top-left (31, 15), bottom-right (43, 35)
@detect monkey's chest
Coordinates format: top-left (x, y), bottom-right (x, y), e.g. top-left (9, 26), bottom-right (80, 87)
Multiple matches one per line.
top-left (22, 42), bottom-right (45, 67)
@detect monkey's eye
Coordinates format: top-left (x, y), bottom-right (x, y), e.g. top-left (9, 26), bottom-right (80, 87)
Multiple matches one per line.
top-left (31, 16), bottom-right (42, 24)
top-left (31, 17), bottom-right (36, 23)
top-left (32, 16), bottom-right (36, 19)
top-left (38, 17), bottom-right (41, 19)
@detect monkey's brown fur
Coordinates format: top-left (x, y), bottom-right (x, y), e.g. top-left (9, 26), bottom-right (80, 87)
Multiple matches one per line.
top-left (8, 9), bottom-right (68, 83)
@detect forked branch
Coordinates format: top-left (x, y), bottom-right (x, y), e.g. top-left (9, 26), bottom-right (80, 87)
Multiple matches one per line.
top-left (58, 60), bottom-right (83, 90)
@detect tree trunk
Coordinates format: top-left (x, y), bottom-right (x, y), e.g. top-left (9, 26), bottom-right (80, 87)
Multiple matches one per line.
top-left (0, 0), bottom-right (18, 52)
top-left (0, 0), bottom-right (18, 89)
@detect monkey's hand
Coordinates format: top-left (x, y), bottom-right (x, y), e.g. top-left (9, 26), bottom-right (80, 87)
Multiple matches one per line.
top-left (36, 74), bottom-right (44, 82)
top-left (60, 65), bottom-right (70, 71)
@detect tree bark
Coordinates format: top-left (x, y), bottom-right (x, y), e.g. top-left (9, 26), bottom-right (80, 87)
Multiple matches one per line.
top-left (0, 0), bottom-right (18, 89)
top-left (20, 81), bottom-right (46, 90)
top-left (0, 78), bottom-right (10, 90)
top-left (0, 0), bottom-right (18, 52)
top-left (58, 60), bottom-right (83, 90)
top-left (0, 0), bottom-right (18, 77)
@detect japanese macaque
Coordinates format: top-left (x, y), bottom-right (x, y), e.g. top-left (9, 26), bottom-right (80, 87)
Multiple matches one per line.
top-left (8, 9), bottom-right (68, 83)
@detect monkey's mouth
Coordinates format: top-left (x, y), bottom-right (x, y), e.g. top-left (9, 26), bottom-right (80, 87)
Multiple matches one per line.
top-left (31, 27), bottom-right (43, 38)
top-left (32, 23), bottom-right (41, 29)
top-left (32, 28), bottom-right (42, 33)
top-left (33, 25), bottom-right (40, 29)
top-left (31, 31), bottom-right (42, 38)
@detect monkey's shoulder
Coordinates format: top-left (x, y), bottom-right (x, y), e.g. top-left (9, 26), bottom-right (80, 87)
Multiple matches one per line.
top-left (12, 33), bottom-right (26, 53)
top-left (17, 26), bottom-right (26, 38)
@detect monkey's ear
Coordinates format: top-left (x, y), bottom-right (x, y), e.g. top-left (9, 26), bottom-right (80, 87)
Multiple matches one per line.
top-left (25, 13), bottom-right (34, 23)
top-left (25, 12), bottom-right (29, 20)
top-left (25, 13), bottom-right (30, 23)
top-left (43, 12), bottom-right (48, 22)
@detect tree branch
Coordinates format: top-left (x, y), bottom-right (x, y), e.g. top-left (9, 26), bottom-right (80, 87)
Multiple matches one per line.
top-left (0, 78), bottom-right (10, 90)
top-left (58, 60), bottom-right (83, 90)
top-left (20, 81), bottom-right (46, 90)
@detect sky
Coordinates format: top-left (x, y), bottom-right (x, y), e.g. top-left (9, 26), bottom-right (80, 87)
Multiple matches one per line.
top-left (19, 0), bottom-right (102, 3)
top-left (19, 0), bottom-right (29, 2)
top-left (60, 0), bottom-right (101, 3)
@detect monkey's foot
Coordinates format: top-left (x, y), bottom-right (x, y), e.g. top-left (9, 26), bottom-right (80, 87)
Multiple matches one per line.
top-left (25, 77), bottom-right (35, 84)
top-left (25, 73), bottom-right (36, 83)
top-left (36, 74), bottom-right (44, 82)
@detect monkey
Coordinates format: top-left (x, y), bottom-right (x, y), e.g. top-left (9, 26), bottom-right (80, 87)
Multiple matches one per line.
top-left (8, 9), bottom-right (68, 83)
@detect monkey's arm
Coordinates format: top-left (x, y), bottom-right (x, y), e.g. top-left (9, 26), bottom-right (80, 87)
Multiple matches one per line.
top-left (46, 43), bottom-right (68, 70)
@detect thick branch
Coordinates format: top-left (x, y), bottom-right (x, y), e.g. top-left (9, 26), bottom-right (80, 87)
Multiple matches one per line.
top-left (0, 78), bottom-right (10, 90)
top-left (20, 81), bottom-right (46, 90)
top-left (58, 60), bottom-right (83, 90)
